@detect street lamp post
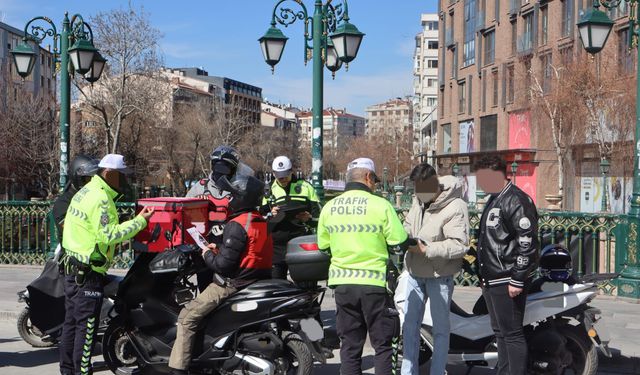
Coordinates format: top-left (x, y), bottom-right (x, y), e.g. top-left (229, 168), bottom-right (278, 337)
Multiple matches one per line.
top-left (260, 0), bottom-right (364, 201)
top-left (578, 0), bottom-right (640, 299)
top-left (600, 158), bottom-right (611, 212)
top-left (12, 13), bottom-right (105, 191)
top-left (452, 163), bottom-right (460, 177)
top-left (511, 161), bottom-right (519, 185)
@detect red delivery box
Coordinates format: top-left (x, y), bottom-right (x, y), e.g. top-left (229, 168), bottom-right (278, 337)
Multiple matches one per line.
top-left (133, 198), bottom-right (210, 253)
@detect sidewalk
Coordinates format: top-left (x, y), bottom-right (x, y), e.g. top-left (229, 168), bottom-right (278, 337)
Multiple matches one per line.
top-left (1, 265), bottom-right (639, 374)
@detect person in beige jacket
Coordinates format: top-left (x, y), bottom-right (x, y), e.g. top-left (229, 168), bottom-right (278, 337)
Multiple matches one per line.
top-left (400, 163), bottom-right (469, 375)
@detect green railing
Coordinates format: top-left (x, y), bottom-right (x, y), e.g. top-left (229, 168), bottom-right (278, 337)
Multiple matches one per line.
top-left (0, 200), bottom-right (136, 268)
top-left (0, 200), bottom-right (624, 295)
top-left (453, 210), bottom-right (621, 294)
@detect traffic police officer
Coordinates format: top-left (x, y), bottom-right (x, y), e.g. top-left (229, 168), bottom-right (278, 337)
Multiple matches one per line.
top-left (60, 154), bottom-right (153, 375)
top-left (317, 157), bottom-right (410, 375)
top-left (262, 155), bottom-right (320, 279)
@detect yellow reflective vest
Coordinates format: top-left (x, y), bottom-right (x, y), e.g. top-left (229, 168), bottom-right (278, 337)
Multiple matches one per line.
top-left (317, 183), bottom-right (408, 288)
top-left (62, 176), bottom-right (147, 275)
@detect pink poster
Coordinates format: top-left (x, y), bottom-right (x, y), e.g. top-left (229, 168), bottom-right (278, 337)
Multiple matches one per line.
top-left (509, 111), bottom-right (536, 203)
top-left (509, 111), bottom-right (531, 148)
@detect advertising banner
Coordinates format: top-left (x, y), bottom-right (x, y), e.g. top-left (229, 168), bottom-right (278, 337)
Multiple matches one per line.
top-left (459, 121), bottom-right (475, 153)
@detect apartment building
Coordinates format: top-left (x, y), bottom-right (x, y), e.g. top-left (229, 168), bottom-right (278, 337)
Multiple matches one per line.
top-left (413, 13), bottom-right (440, 161)
top-left (297, 108), bottom-right (365, 152)
top-left (437, 0), bottom-right (634, 207)
top-left (365, 98), bottom-right (413, 138)
top-left (0, 21), bottom-right (56, 106)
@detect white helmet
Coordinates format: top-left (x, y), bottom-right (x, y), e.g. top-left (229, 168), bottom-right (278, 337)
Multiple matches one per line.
top-left (272, 156), bottom-right (293, 178)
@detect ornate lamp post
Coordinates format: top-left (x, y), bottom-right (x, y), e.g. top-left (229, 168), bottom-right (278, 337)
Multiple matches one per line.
top-left (12, 13), bottom-right (105, 191)
top-left (600, 158), bottom-right (611, 212)
top-left (511, 161), bottom-right (519, 184)
top-left (578, 0), bottom-right (640, 299)
top-left (260, 0), bottom-right (364, 201)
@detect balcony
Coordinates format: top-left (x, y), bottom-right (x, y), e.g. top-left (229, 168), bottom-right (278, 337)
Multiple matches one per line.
top-left (445, 27), bottom-right (455, 48)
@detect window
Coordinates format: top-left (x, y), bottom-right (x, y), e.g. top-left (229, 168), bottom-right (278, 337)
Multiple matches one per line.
top-left (492, 70), bottom-right (498, 107)
top-left (41, 53), bottom-right (45, 65)
top-left (619, 28), bottom-right (635, 74)
top-left (442, 124), bottom-right (452, 154)
top-left (459, 80), bottom-right (466, 113)
top-left (559, 46), bottom-right (573, 66)
top-left (451, 47), bottom-right (459, 78)
top-left (428, 59), bottom-right (438, 68)
top-left (428, 40), bottom-right (439, 49)
top-left (540, 6), bottom-right (548, 45)
top-left (522, 13), bottom-right (534, 52)
top-left (427, 78), bottom-right (437, 87)
top-left (482, 74), bottom-right (487, 111)
top-left (484, 30), bottom-right (495, 65)
top-left (427, 21), bottom-right (439, 31)
top-left (561, 0), bottom-right (573, 38)
top-left (463, 0), bottom-right (477, 66)
top-left (480, 115), bottom-right (498, 151)
top-left (541, 53), bottom-right (552, 93)
top-left (507, 65), bottom-right (515, 103)
top-left (427, 97), bottom-right (438, 107)
top-left (511, 20), bottom-right (518, 55)
top-left (47, 78), bottom-right (51, 92)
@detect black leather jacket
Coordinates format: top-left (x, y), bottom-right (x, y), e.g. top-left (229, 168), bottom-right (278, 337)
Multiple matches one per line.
top-left (478, 182), bottom-right (539, 288)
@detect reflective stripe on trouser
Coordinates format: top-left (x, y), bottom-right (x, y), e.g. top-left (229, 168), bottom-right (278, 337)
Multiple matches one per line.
top-left (334, 284), bottom-right (400, 375)
top-left (169, 283), bottom-right (237, 371)
top-left (59, 275), bottom-right (103, 375)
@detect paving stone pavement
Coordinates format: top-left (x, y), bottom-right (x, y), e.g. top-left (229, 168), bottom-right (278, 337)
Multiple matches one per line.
top-left (0, 265), bottom-right (639, 374)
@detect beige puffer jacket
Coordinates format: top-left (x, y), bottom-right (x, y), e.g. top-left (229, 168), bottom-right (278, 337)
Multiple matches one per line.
top-left (403, 175), bottom-right (470, 278)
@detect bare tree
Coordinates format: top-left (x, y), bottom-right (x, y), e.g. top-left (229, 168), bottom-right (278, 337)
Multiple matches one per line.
top-left (0, 79), bottom-right (59, 197)
top-left (74, 3), bottom-right (165, 155)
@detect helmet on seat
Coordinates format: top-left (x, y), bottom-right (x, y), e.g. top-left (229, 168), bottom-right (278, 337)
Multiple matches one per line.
top-left (69, 155), bottom-right (99, 189)
top-left (217, 175), bottom-right (265, 213)
top-left (210, 146), bottom-right (240, 184)
top-left (539, 244), bottom-right (573, 282)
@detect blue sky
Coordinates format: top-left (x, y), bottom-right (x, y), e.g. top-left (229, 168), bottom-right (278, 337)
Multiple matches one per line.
top-left (1, 0), bottom-right (437, 115)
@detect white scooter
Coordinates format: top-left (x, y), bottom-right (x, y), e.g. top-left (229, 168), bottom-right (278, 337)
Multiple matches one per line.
top-left (394, 271), bottom-right (614, 375)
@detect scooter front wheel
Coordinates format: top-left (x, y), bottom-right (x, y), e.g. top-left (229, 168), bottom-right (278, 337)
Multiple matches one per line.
top-left (102, 319), bottom-right (142, 375)
top-left (16, 308), bottom-right (55, 348)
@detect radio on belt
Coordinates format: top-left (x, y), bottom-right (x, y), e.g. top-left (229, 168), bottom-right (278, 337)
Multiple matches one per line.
top-left (133, 198), bottom-right (210, 253)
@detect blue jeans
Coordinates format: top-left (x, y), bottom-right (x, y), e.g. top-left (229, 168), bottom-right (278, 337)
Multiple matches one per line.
top-left (401, 274), bottom-right (454, 375)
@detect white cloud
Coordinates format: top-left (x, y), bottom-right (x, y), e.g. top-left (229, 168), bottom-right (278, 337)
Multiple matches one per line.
top-left (256, 68), bottom-right (413, 115)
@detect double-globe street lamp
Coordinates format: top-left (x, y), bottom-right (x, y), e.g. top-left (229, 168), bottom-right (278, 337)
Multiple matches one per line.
top-left (577, 0), bottom-right (640, 299)
top-left (11, 13), bottom-right (106, 191)
top-left (259, 0), bottom-right (364, 200)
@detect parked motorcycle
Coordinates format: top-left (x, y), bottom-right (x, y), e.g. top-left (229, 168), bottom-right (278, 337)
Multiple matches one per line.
top-left (394, 271), bottom-right (614, 375)
top-left (102, 243), bottom-right (328, 375)
top-left (16, 246), bottom-right (121, 348)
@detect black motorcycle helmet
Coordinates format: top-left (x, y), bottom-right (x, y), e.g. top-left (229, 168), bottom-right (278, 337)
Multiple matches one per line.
top-left (210, 145), bottom-right (240, 184)
top-left (69, 155), bottom-right (99, 189)
top-left (217, 174), bottom-right (265, 213)
top-left (539, 244), bottom-right (573, 282)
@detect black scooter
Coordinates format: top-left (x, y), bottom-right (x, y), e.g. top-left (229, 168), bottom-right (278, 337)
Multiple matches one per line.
top-left (16, 248), bottom-right (121, 348)
top-left (102, 245), bottom-right (327, 375)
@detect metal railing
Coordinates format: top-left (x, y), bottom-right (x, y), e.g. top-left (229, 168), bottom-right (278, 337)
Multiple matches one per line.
top-left (0, 200), bottom-right (136, 268)
top-left (0, 200), bottom-right (623, 295)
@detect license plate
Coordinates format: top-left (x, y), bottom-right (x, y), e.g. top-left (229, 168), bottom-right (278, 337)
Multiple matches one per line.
top-left (300, 318), bottom-right (324, 341)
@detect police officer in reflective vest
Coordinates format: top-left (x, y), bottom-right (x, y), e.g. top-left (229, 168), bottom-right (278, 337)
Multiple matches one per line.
top-left (262, 155), bottom-right (320, 279)
top-left (317, 158), bottom-right (410, 375)
top-left (60, 154), bottom-right (154, 375)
